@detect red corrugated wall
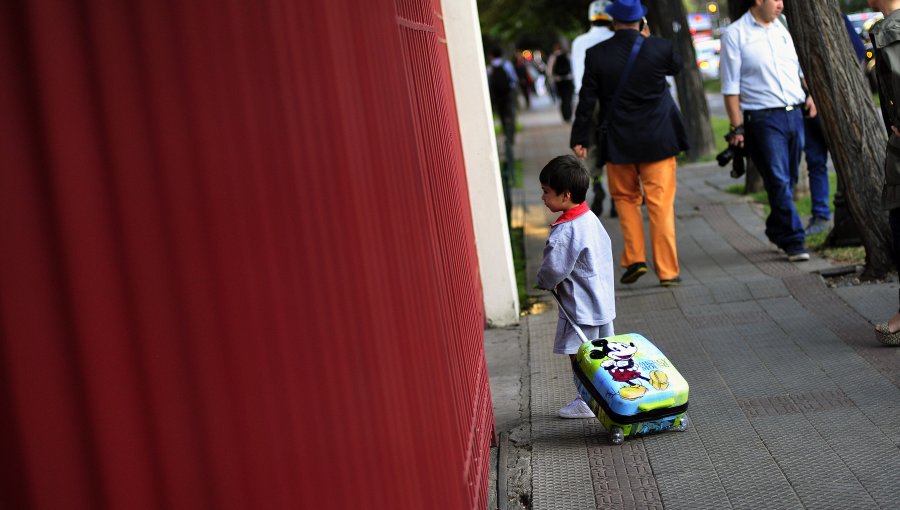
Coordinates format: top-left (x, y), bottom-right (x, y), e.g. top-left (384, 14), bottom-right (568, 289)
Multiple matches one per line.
top-left (0, 0), bottom-right (494, 508)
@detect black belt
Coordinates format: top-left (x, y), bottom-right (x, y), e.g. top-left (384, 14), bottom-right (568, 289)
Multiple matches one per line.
top-left (745, 104), bottom-right (804, 114)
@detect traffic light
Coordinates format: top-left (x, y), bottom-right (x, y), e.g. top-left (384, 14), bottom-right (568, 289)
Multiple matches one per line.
top-left (706, 2), bottom-right (718, 14)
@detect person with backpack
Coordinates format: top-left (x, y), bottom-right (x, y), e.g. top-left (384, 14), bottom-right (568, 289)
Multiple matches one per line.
top-left (487, 47), bottom-right (518, 146)
top-left (549, 43), bottom-right (575, 122)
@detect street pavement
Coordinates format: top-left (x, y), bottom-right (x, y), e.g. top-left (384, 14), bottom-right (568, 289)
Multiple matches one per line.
top-left (486, 95), bottom-right (900, 510)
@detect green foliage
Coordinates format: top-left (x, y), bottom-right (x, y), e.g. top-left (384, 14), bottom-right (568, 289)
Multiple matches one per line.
top-left (478, 0), bottom-right (588, 46)
top-left (711, 115), bottom-right (730, 153)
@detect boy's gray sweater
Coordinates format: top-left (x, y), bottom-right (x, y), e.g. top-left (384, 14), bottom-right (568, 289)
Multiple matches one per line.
top-left (537, 209), bottom-right (616, 325)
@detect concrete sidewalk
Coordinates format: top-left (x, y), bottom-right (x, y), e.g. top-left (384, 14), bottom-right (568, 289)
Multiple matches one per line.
top-left (486, 98), bottom-right (900, 509)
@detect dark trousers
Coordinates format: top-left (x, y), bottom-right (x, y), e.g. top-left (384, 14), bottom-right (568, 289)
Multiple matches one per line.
top-left (493, 98), bottom-right (516, 146)
top-left (744, 107), bottom-right (806, 252)
top-left (804, 115), bottom-right (831, 220)
top-left (556, 80), bottom-right (574, 122)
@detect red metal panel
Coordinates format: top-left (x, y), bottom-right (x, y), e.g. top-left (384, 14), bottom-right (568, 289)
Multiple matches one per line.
top-left (394, 0), bottom-right (494, 506)
top-left (0, 0), bottom-right (493, 509)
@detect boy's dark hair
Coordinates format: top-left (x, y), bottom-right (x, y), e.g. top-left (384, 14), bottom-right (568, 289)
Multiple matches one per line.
top-left (539, 155), bottom-right (590, 204)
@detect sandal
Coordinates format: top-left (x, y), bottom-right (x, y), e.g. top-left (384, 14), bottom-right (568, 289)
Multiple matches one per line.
top-left (875, 322), bottom-right (900, 346)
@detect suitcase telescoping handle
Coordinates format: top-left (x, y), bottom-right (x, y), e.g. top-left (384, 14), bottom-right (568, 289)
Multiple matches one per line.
top-left (548, 289), bottom-right (591, 345)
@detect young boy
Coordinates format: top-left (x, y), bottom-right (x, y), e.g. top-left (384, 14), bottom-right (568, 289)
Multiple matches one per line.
top-left (537, 155), bottom-right (616, 419)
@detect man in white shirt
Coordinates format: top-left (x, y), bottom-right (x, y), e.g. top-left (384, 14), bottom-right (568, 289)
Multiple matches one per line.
top-left (572, 0), bottom-right (615, 96)
top-left (720, 0), bottom-right (816, 261)
top-left (571, 0), bottom-right (616, 217)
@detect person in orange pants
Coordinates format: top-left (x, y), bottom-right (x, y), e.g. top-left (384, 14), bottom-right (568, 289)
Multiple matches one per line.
top-left (606, 158), bottom-right (680, 285)
top-left (569, 0), bottom-right (689, 287)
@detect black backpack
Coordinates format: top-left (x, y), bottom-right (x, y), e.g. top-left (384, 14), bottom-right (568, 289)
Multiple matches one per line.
top-left (488, 63), bottom-right (511, 103)
top-left (552, 53), bottom-right (571, 77)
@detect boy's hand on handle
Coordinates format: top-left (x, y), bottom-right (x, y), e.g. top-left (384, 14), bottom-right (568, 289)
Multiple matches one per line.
top-left (572, 145), bottom-right (587, 160)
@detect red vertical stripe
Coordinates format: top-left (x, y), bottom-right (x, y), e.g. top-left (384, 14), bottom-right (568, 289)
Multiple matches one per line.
top-left (0, 0), bottom-right (493, 508)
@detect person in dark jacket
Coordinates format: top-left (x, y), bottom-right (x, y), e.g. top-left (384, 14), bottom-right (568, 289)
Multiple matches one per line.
top-left (570, 0), bottom-right (688, 287)
top-left (868, 0), bottom-right (900, 345)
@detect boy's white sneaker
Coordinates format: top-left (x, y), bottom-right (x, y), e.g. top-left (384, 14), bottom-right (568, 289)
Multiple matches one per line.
top-left (559, 397), bottom-right (595, 419)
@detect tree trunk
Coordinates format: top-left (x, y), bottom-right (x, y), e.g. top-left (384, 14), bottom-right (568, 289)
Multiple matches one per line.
top-left (646, 1), bottom-right (716, 161)
top-left (784, 0), bottom-right (893, 278)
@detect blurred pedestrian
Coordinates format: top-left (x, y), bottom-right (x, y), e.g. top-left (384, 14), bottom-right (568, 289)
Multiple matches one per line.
top-left (487, 47), bottom-right (518, 146)
top-left (802, 14), bottom-right (868, 236)
top-left (571, 0), bottom-right (688, 287)
top-left (572, 0), bottom-right (616, 217)
top-left (720, 0), bottom-right (815, 262)
top-left (548, 43), bottom-right (575, 122)
top-left (536, 155), bottom-right (616, 418)
top-left (514, 54), bottom-right (533, 109)
top-left (867, 0), bottom-right (900, 345)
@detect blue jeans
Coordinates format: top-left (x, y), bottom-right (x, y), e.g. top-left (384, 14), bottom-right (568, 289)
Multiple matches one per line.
top-left (804, 115), bottom-right (831, 220)
top-left (744, 107), bottom-right (806, 252)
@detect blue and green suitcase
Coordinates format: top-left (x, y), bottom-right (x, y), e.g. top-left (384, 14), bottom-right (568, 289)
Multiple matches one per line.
top-left (550, 290), bottom-right (689, 444)
top-left (573, 333), bottom-right (689, 444)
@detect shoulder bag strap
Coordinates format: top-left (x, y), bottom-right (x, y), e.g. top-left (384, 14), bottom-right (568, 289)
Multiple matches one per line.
top-left (602, 35), bottom-right (644, 129)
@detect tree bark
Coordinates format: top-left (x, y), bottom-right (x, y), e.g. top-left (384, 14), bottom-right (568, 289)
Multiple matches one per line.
top-left (646, 0), bottom-right (716, 161)
top-left (784, 0), bottom-right (893, 278)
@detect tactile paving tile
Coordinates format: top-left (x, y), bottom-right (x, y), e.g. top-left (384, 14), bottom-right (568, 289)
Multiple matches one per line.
top-left (616, 291), bottom-right (678, 312)
top-left (752, 414), bottom-right (878, 508)
top-left (832, 284), bottom-right (899, 325)
top-left (686, 314), bottom-right (733, 330)
top-left (745, 278), bottom-right (792, 299)
top-left (653, 469), bottom-right (732, 509)
top-left (707, 281), bottom-right (754, 304)
top-left (803, 408), bottom-right (900, 509)
top-left (673, 284), bottom-right (716, 308)
top-left (781, 273), bottom-right (900, 392)
top-left (527, 310), bottom-right (597, 509)
top-left (584, 428), bottom-right (663, 510)
top-left (698, 204), bottom-right (802, 278)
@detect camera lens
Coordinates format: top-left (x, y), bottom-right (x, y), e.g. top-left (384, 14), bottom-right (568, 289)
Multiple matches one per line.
top-left (716, 148), bottom-right (734, 167)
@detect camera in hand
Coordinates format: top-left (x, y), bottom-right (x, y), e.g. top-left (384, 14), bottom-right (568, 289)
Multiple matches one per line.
top-left (716, 131), bottom-right (746, 179)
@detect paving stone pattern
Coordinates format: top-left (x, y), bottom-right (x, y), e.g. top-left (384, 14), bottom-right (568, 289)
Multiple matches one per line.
top-left (517, 105), bottom-right (900, 509)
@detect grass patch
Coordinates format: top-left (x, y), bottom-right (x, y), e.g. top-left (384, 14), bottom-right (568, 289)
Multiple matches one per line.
top-left (514, 159), bottom-right (524, 188)
top-left (818, 244), bottom-right (866, 264)
top-left (703, 78), bottom-right (720, 94)
top-left (509, 227), bottom-right (529, 310)
top-left (711, 116), bottom-right (730, 154)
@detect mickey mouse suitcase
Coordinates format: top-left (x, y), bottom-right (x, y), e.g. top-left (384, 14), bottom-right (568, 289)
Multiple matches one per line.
top-left (551, 291), bottom-right (690, 445)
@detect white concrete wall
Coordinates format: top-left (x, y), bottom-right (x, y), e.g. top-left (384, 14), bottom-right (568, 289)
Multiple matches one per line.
top-left (440, 0), bottom-right (519, 326)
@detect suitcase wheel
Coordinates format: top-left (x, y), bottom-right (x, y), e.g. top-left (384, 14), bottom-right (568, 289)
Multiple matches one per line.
top-left (675, 413), bottom-right (690, 432)
top-left (610, 427), bottom-right (624, 445)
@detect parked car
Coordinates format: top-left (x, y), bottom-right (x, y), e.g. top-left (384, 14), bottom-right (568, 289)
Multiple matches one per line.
top-left (693, 37), bottom-right (721, 80)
